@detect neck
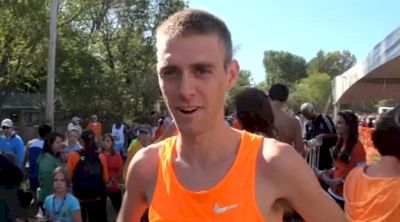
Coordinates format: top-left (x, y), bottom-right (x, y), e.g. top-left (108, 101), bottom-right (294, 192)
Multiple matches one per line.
top-left (103, 149), bottom-right (111, 154)
top-left (54, 191), bottom-right (66, 199)
top-left (176, 121), bottom-right (241, 166)
top-left (271, 101), bottom-right (285, 111)
top-left (373, 156), bottom-right (400, 176)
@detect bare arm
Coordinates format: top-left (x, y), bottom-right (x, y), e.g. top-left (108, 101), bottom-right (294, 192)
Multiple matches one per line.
top-left (72, 209), bottom-right (83, 222)
top-left (265, 141), bottom-right (346, 222)
top-left (117, 146), bottom-right (159, 222)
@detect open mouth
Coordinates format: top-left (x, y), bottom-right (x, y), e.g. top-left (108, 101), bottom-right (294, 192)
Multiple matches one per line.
top-left (178, 107), bottom-right (199, 115)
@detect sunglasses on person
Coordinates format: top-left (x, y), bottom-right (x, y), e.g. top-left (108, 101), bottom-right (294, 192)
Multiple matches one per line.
top-left (1, 126), bottom-right (10, 130)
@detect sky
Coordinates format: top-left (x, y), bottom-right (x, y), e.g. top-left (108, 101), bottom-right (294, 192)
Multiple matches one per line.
top-left (189, 0), bottom-right (400, 83)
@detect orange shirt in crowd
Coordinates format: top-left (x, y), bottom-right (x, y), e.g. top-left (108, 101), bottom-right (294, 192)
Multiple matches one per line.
top-left (149, 131), bottom-right (265, 221)
top-left (332, 141), bottom-right (366, 196)
top-left (359, 127), bottom-right (381, 165)
top-left (67, 151), bottom-right (109, 184)
top-left (104, 151), bottom-right (123, 192)
top-left (87, 121), bottom-right (103, 140)
top-left (344, 167), bottom-right (400, 222)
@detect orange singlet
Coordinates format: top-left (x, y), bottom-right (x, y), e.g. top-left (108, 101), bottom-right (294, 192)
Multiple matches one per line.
top-left (149, 131), bottom-right (265, 222)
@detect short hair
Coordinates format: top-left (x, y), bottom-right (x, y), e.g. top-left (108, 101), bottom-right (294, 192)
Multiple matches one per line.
top-left (156, 9), bottom-right (233, 62)
top-left (268, 83), bottom-right (289, 102)
top-left (300, 103), bottom-right (314, 113)
top-left (52, 166), bottom-right (70, 187)
top-left (235, 87), bottom-right (276, 138)
top-left (372, 105), bottom-right (400, 159)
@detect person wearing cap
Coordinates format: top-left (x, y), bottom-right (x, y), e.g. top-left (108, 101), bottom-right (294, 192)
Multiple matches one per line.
top-left (0, 119), bottom-right (25, 168)
top-left (123, 125), bottom-right (153, 180)
top-left (67, 116), bottom-right (82, 135)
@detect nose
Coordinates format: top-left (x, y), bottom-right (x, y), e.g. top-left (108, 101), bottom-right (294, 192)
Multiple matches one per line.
top-left (177, 72), bottom-right (196, 102)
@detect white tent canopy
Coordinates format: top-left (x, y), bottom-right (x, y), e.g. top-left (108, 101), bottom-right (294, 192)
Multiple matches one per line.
top-left (332, 26), bottom-right (400, 106)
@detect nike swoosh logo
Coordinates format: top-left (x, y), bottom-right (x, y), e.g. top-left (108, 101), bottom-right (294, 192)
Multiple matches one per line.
top-left (214, 203), bottom-right (239, 214)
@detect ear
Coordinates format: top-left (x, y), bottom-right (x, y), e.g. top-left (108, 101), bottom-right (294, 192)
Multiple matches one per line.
top-left (225, 59), bottom-right (240, 91)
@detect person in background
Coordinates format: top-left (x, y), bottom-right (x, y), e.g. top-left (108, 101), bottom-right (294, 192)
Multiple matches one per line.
top-left (301, 102), bottom-right (337, 170)
top-left (87, 114), bottom-right (102, 142)
top-left (67, 129), bottom-right (109, 222)
top-left (65, 128), bottom-right (82, 154)
top-left (268, 84), bottom-right (305, 156)
top-left (58, 143), bottom-right (69, 166)
top-left (344, 105), bottom-right (400, 222)
top-left (0, 118), bottom-right (25, 168)
top-left (234, 87), bottom-right (276, 138)
top-left (0, 151), bottom-right (24, 221)
top-left (25, 123), bottom-right (52, 193)
top-left (37, 132), bottom-right (64, 214)
top-left (101, 133), bottom-right (123, 214)
top-left (43, 167), bottom-right (82, 222)
top-left (112, 118), bottom-right (126, 154)
top-left (316, 110), bottom-right (366, 208)
top-left (68, 117), bottom-right (82, 135)
top-left (123, 125), bottom-right (153, 180)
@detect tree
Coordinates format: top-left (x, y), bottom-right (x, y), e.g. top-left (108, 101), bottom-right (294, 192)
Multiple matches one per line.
top-left (263, 50), bottom-right (307, 87)
top-left (256, 81), bottom-right (269, 92)
top-left (225, 70), bottom-right (253, 112)
top-left (0, 0), bottom-right (187, 123)
top-left (288, 73), bottom-right (332, 112)
top-left (307, 50), bottom-right (356, 78)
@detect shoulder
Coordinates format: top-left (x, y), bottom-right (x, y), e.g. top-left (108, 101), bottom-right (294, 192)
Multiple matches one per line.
top-left (12, 134), bottom-right (24, 143)
top-left (127, 141), bottom-right (162, 179)
top-left (125, 141), bottom-right (164, 194)
top-left (259, 138), bottom-right (307, 182)
top-left (44, 194), bottom-right (53, 206)
top-left (66, 193), bottom-right (80, 204)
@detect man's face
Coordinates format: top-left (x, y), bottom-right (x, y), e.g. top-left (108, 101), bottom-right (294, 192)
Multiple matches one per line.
top-left (302, 110), bottom-right (314, 120)
top-left (137, 129), bottom-right (152, 145)
top-left (1, 126), bottom-right (12, 137)
top-left (156, 34), bottom-right (239, 135)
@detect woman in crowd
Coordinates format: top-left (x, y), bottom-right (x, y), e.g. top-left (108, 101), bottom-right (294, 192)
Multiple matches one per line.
top-left (67, 129), bottom-right (109, 222)
top-left (43, 167), bottom-right (82, 222)
top-left (344, 105), bottom-right (400, 221)
top-left (37, 132), bottom-right (64, 213)
top-left (317, 110), bottom-right (366, 208)
top-left (101, 133), bottom-right (123, 214)
top-left (234, 87), bottom-right (277, 138)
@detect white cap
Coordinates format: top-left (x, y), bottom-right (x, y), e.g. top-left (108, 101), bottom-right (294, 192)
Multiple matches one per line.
top-left (1, 119), bottom-right (13, 128)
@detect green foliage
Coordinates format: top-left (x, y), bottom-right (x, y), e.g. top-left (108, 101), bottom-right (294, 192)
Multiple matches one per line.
top-left (256, 80), bottom-right (269, 92)
top-left (225, 70), bottom-right (253, 112)
top-left (288, 72), bottom-right (332, 112)
top-left (263, 50), bottom-right (307, 87)
top-left (0, 0), bottom-right (186, 121)
top-left (307, 50), bottom-right (356, 78)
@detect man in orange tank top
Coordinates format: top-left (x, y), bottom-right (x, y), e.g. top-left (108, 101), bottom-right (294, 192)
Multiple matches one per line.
top-left (118, 9), bottom-right (345, 222)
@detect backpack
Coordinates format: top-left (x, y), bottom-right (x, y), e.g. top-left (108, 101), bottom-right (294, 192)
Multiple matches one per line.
top-left (72, 150), bottom-right (105, 200)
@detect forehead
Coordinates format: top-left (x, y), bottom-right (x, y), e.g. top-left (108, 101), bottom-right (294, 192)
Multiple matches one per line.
top-left (156, 34), bottom-right (226, 69)
top-left (54, 172), bottom-right (65, 179)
